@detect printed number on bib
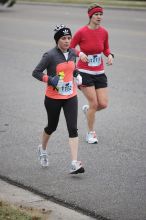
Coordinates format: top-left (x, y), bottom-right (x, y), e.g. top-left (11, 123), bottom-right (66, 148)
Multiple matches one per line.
top-left (57, 81), bottom-right (73, 95)
top-left (88, 54), bottom-right (102, 67)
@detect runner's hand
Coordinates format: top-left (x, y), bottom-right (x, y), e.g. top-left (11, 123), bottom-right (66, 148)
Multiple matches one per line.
top-left (73, 69), bottom-right (82, 85)
top-left (107, 53), bottom-right (114, 65)
top-left (79, 52), bottom-right (88, 63)
top-left (75, 74), bottom-right (82, 85)
top-left (48, 75), bottom-right (59, 88)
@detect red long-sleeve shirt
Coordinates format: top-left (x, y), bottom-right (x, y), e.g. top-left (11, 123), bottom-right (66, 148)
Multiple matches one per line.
top-left (71, 25), bottom-right (111, 74)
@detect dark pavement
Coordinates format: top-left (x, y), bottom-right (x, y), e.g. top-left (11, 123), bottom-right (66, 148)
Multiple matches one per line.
top-left (0, 3), bottom-right (146, 220)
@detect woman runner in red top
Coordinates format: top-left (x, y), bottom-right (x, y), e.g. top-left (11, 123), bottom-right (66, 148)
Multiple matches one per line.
top-left (71, 3), bottom-right (114, 144)
top-left (32, 24), bottom-right (85, 174)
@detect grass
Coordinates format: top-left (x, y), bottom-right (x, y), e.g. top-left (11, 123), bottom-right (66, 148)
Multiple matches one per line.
top-left (18, 0), bottom-right (146, 8)
top-left (0, 201), bottom-right (50, 220)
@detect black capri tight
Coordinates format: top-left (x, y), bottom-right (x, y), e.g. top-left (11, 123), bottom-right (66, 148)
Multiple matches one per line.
top-left (44, 95), bottom-right (78, 138)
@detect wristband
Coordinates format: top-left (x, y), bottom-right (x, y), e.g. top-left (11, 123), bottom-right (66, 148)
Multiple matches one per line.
top-left (110, 53), bottom-right (114, 58)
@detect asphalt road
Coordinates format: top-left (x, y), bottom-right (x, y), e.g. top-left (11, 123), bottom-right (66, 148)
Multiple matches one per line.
top-left (0, 3), bottom-right (146, 220)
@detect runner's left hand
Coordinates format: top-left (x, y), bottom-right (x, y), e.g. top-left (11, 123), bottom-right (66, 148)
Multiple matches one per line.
top-left (107, 53), bottom-right (114, 65)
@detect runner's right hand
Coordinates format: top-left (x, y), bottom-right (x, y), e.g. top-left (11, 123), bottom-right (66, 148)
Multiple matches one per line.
top-left (73, 69), bottom-right (82, 85)
top-left (75, 74), bottom-right (82, 86)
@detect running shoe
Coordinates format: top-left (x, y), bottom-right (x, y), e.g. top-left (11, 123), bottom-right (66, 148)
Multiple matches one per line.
top-left (38, 145), bottom-right (49, 167)
top-left (82, 104), bottom-right (89, 119)
top-left (69, 161), bottom-right (85, 174)
top-left (86, 131), bottom-right (98, 144)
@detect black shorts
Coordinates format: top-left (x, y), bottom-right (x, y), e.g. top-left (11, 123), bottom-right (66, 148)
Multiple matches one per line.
top-left (79, 72), bottom-right (108, 89)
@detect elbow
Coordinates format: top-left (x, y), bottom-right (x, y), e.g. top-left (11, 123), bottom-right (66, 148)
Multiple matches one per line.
top-left (32, 70), bottom-right (44, 81)
top-left (32, 70), bottom-right (36, 78)
top-left (32, 70), bottom-right (39, 80)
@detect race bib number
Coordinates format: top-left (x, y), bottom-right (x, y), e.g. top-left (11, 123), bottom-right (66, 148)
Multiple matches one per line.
top-left (58, 81), bottom-right (73, 95)
top-left (88, 54), bottom-right (102, 67)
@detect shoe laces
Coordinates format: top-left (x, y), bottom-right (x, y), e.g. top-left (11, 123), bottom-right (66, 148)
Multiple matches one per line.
top-left (88, 131), bottom-right (97, 138)
top-left (41, 153), bottom-right (48, 159)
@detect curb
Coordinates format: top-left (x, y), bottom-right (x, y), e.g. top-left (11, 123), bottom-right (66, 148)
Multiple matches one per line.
top-left (0, 178), bottom-right (97, 220)
top-left (0, 175), bottom-right (110, 220)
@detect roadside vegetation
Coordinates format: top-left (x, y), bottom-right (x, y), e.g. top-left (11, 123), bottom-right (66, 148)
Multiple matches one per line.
top-left (18, 0), bottom-right (146, 8)
top-left (0, 201), bottom-right (50, 220)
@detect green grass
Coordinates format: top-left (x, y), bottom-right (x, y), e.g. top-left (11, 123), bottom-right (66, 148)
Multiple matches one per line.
top-left (0, 201), bottom-right (42, 220)
top-left (18, 0), bottom-right (146, 8)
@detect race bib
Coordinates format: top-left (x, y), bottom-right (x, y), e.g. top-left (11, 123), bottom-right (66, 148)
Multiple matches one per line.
top-left (88, 54), bottom-right (102, 67)
top-left (57, 81), bottom-right (73, 95)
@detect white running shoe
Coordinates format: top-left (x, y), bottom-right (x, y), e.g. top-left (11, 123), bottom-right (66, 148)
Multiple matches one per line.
top-left (86, 131), bottom-right (98, 144)
top-left (38, 145), bottom-right (49, 167)
top-left (69, 161), bottom-right (85, 174)
top-left (82, 104), bottom-right (89, 119)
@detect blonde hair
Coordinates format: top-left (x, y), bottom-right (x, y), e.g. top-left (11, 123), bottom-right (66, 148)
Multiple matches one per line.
top-left (88, 3), bottom-right (102, 13)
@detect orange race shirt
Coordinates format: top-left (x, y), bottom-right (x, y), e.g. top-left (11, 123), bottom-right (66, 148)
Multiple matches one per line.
top-left (32, 47), bottom-right (78, 99)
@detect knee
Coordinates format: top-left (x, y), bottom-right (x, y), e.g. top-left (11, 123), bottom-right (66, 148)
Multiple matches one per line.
top-left (98, 101), bottom-right (108, 110)
top-left (90, 102), bottom-right (98, 111)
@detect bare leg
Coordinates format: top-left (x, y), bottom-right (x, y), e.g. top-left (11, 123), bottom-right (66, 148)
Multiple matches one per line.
top-left (95, 88), bottom-right (108, 111)
top-left (81, 86), bottom-right (97, 132)
top-left (69, 137), bottom-right (78, 161)
top-left (69, 137), bottom-right (85, 174)
top-left (81, 87), bottom-right (108, 132)
top-left (41, 131), bottom-right (51, 150)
